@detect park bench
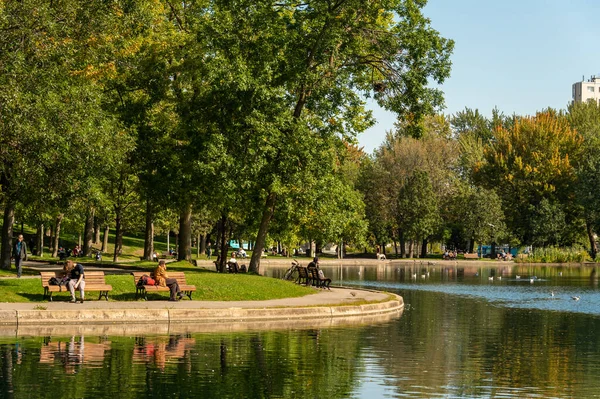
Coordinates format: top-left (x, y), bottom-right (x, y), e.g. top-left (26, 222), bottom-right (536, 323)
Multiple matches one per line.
top-left (295, 266), bottom-right (310, 286)
top-left (40, 271), bottom-right (112, 302)
top-left (307, 267), bottom-right (331, 290)
top-left (159, 251), bottom-right (175, 259)
top-left (131, 271), bottom-right (196, 300)
top-left (463, 253), bottom-right (479, 260)
top-left (226, 262), bottom-right (247, 273)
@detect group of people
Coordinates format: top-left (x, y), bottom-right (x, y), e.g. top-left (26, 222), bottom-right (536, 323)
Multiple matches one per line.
top-left (443, 250), bottom-right (457, 260)
top-left (497, 250), bottom-right (513, 261)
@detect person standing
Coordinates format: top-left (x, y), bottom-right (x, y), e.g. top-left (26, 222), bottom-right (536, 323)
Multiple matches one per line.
top-left (12, 234), bottom-right (28, 278)
top-left (206, 242), bottom-right (212, 260)
top-left (64, 260), bottom-right (85, 303)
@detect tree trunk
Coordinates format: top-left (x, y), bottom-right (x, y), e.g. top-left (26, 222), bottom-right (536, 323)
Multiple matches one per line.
top-left (421, 238), bottom-right (428, 258)
top-left (51, 214), bottom-right (63, 257)
top-left (197, 233), bottom-right (201, 258)
top-left (217, 214), bottom-right (228, 273)
top-left (399, 230), bottom-right (406, 258)
top-left (101, 225), bottom-right (109, 253)
top-left (178, 203), bottom-right (192, 261)
top-left (0, 200), bottom-right (15, 270)
top-left (200, 234), bottom-right (206, 257)
top-left (143, 200), bottom-right (154, 260)
top-left (49, 225), bottom-right (54, 255)
top-left (587, 221), bottom-right (598, 260)
top-left (113, 211), bottom-right (123, 262)
top-left (83, 207), bottom-right (95, 257)
top-left (166, 232), bottom-right (170, 254)
top-left (408, 240), bottom-right (414, 258)
top-left (249, 192), bottom-right (276, 274)
top-left (36, 223), bottom-right (44, 257)
top-left (93, 217), bottom-right (100, 244)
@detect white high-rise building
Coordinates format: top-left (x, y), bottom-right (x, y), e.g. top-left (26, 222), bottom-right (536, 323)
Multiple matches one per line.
top-left (572, 76), bottom-right (600, 103)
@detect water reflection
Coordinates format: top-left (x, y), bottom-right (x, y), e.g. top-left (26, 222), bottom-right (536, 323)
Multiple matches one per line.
top-left (1, 263), bottom-right (600, 398)
top-left (40, 336), bottom-right (110, 372)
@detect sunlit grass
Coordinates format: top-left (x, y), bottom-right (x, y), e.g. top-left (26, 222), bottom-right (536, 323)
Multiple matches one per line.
top-left (0, 268), bottom-right (316, 303)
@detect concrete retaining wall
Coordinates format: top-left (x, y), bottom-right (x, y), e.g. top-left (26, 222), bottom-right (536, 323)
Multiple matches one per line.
top-left (0, 294), bottom-right (403, 327)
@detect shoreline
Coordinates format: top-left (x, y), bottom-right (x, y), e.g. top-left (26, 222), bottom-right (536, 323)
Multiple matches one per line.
top-left (0, 287), bottom-right (403, 330)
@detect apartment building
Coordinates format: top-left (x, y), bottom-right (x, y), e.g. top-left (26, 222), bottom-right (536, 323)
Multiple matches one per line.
top-left (572, 76), bottom-right (600, 103)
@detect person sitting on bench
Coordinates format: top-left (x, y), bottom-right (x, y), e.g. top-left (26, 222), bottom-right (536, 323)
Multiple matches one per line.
top-left (64, 260), bottom-right (85, 303)
top-left (153, 260), bottom-right (183, 301)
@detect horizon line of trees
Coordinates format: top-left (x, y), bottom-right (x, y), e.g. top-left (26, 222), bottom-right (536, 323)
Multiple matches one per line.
top-left (363, 102), bottom-right (600, 260)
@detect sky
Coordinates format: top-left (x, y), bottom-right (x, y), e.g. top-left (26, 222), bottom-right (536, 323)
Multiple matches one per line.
top-left (358, 0), bottom-right (600, 153)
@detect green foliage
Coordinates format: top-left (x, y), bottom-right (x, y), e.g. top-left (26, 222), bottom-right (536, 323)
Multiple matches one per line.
top-left (397, 170), bottom-right (440, 240)
top-left (517, 247), bottom-right (589, 264)
top-left (474, 111), bottom-right (584, 245)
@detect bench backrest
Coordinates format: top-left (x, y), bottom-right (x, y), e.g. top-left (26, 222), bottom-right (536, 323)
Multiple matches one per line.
top-left (41, 271), bottom-right (63, 287)
top-left (297, 266), bottom-right (308, 278)
top-left (41, 270), bottom-right (107, 287)
top-left (131, 271), bottom-right (188, 285)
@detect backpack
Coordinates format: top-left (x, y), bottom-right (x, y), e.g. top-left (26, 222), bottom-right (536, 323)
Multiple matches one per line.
top-left (137, 274), bottom-right (155, 287)
top-left (48, 277), bottom-right (60, 286)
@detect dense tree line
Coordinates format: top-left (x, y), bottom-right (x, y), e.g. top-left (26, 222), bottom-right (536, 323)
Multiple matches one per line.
top-left (361, 103), bottom-right (600, 259)
top-left (0, 0), bottom-right (453, 271)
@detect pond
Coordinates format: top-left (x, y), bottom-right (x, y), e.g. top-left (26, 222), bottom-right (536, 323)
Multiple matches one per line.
top-left (1, 262), bottom-right (600, 398)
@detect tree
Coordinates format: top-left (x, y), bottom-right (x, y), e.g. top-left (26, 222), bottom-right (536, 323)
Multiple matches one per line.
top-left (0, 0), bottom-right (131, 268)
top-left (568, 100), bottom-right (600, 258)
top-left (397, 171), bottom-right (440, 258)
top-left (474, 111), bottom-right (584, 245)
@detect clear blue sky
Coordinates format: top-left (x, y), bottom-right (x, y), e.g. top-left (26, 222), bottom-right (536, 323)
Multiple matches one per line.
top-left (359, 0), bottom-right (600, 153)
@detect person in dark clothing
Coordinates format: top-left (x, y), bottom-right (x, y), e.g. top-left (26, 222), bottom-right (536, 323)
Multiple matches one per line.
top-left (64, 260), bottom-right (85, 303)
top-left (308, 257), bottom-right (319, 270)
top-left (12, 234), bottom-right (28, 278)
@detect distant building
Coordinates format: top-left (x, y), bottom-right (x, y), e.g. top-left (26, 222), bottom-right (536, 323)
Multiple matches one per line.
top-left (572, 76), bottom-right (600, 103)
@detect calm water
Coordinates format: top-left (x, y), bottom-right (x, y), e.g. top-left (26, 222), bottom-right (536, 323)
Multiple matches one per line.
top-left (2, 262), bottom-right (600, 398)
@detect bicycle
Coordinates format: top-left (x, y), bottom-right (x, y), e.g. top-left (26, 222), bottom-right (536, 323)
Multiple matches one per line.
top-left (282, 259), bottom-right (300, 281)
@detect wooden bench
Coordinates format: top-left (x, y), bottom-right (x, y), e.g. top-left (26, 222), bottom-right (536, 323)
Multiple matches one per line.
top-left (307, 267), bottom-right (331, 290)
top-left (463, 253), bottom-right (479, 260)
top-left (40, 271), bottom-right (112, 302)
top-left (295, 266), bottom-right (310, 285)
top-left (131, 271), bottom-right (196, 300)
top-left (226, 261), bottom-right (247, 273)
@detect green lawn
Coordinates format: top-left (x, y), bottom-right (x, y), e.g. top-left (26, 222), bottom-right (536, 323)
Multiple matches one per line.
top-left (0, 264), bottom-right (315, 302)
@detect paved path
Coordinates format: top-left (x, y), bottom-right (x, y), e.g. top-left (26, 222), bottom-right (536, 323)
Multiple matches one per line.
top-left (0, 286), bottom-right (391, 311)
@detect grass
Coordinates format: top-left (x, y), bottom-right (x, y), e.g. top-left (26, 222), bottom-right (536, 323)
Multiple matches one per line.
top-left (0, 264), bottom-right (316, 303)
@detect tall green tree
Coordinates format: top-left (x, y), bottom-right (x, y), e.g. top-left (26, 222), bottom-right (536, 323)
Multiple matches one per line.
top-left (567, 100), bottom-right (600, 258)
top-left (474, 111), bottom-right (584, 245)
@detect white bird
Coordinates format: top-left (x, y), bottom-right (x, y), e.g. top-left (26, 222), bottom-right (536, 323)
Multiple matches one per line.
top-left (496, 276), bottom-right (502, 280)
top-left (558, 272), bottom-right (563, 276)
top-left (550, 291), bottom-right (555, 297)
top-left (421, 274), bottom-right (426, 279)
top-left (412, 273), bottom-right (417, 279)
top-left (516, 275), bottom-right (521, 279)
top-left (530, 278), bottom-right (535, 283)
top-left (572, 296), bottom-right (580, 301)
top-left (488, 277), bottom-right (494, 281)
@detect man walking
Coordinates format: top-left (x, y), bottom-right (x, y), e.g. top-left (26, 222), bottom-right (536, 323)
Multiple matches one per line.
top-left (12, 234), bottom-right (28, 278)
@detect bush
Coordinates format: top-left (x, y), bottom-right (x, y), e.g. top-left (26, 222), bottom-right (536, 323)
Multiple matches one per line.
top-left (518, 246), bottom-right (589, 263)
